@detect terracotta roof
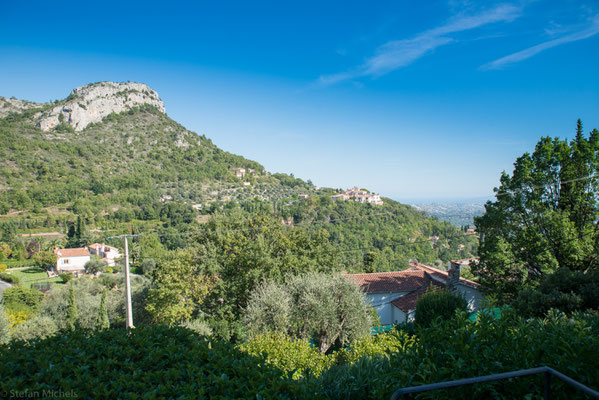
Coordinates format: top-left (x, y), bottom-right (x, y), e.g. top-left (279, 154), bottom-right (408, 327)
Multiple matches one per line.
top-left (54, 248), bottom-right (90, 258)
top-left (391, 277), bottom-right (444, 313)
top-left (346, 269), bottom-right (429, 293)
top-left (410, 263), bottom-right (480, 289)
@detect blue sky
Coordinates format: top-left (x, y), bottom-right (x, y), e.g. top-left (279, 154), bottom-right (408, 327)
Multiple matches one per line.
top-left (1, 0), bottom-right (598, 201)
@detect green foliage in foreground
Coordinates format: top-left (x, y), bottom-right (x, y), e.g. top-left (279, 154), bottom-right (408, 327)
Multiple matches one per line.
top-left (515, 267), bottom-right (599, 317)
top-left (0, 326), bottom-right (304, 399)
top-left (2, 286), bottom-right (44, 311)
top-left (240, 331), bottom-right (333, 380)
top-left (414, 288), bottom-right (468, 327)
top-left (312, 310), bottom-right (599, 399)
top-left (1, 311), bottom-right (597, 399)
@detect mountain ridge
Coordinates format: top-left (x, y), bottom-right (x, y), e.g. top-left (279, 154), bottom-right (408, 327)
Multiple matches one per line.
top-left (1, 81), bottom-right (165, 132)
top-left (0, 81), bottom-right (478, 270)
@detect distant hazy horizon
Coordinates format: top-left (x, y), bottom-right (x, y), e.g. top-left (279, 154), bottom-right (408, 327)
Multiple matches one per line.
top-left (397, 197), bottom-right (491, 205)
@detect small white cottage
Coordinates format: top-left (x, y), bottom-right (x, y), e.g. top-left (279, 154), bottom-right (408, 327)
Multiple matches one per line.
top-left (54, 247), bottom-right (91, 277)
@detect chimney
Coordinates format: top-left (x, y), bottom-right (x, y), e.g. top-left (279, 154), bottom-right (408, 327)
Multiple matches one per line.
top-left (446, 261), bottom-right (460, 292)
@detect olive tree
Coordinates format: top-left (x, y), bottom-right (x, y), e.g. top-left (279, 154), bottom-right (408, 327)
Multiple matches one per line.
top-left (245, 272), bottom-right (373, 353)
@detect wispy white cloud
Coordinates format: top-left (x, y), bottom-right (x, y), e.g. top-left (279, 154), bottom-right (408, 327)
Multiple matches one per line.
top-left (319, 3), bottom-right (522, 85)
top-left (481, 15), bottom-right (599, 69)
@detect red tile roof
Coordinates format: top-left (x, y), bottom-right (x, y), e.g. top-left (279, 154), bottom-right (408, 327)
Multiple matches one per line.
top-left (54, 248), bottom-right (90, 258)
top-left (346, 262), bottom-right (479, 294)
top-left (391, 277), bottom-right (444, 312)
top-left (410, 263), bottom-right (480, 289)
top-left (346, 269), bottom-right (429, 293)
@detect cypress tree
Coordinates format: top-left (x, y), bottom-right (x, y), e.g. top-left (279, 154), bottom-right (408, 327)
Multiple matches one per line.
top-left (66, 282), bottom-right (78, 330)
top-left (96, 290), bottom-right (110, 330)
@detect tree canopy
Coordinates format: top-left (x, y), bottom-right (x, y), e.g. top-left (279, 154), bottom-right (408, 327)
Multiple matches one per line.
top-left (474, 120), bottom-right (599, 301)
top-left (245, 272), bottom-right (373, 353)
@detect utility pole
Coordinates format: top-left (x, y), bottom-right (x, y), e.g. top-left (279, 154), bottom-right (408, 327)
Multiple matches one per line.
top-left (123, 235), bottom-right (134, 329)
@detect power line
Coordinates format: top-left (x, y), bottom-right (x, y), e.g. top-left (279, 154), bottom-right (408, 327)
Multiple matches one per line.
top-left (492, 173), bottom-right (599, 199)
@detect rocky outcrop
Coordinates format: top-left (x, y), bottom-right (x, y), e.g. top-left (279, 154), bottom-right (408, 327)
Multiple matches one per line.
top-left (34, 82), bottom-right (165, 132)
top-left (0, 97), bottom-right (44, 118)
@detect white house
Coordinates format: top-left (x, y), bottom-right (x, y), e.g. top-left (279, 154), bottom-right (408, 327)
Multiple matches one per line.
top-left (234, 168), bottom-right (246, 178)
top-left (88, 243), bottom-right (121, 267)
top-left (332, 187), bottom-right (384, 205)
top-left (54, 247), bottom-right (91, 277)
top-left (346, 262), bottom-right (483, 325)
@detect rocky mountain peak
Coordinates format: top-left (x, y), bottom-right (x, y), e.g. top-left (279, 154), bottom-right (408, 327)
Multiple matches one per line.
top-left (35, 81), bottom-right (165, 132)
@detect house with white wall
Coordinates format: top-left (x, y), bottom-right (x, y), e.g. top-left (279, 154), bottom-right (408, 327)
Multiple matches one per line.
top-left (88, 243), bottom-right (121, 267)
top-left (346, 262), bottom-right (483, 325)
top-left (54, 247), bottom-right (91, 277)
top-left (332, 187), bottom-right (384, 205)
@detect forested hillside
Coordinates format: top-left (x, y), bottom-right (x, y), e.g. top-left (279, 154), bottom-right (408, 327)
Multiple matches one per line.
top-left (0, 82), bottom-right (475, 272)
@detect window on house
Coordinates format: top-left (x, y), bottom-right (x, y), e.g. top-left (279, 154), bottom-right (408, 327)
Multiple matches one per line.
top-left (64, 259), bottom-right (69, 264)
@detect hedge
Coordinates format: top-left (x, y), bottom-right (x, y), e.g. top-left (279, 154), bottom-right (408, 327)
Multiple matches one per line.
top-left (0, 326), bottom-right (306, 399)
top-left (0, 272), bottom-right (21, 285)
top-left (312, 309), bottom-right (599, 399)
top-left (1, 311), bottom-right (597, 399)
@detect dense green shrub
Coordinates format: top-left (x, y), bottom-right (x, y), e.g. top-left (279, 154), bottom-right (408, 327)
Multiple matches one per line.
top-left (415, 288), bottom-right (467, 327)
top-left (334, 329), bottom-right (415, 364)
top-left (85, 258), bottom-right (108, 275)
top-left (515, 268), bottom-right (599, 317)
top-left (180, 318), bottom-right (212, 337)
top-left (0, 263), bottom-right (7, 272)
top-left (0, 272), bottom-right (21, 284)
top-left (10, 315), bottom-right (58, 342)
top-left (0, 326), bottom-right (304, 399)
top-left (312, 310), bottom-right (599, 399)
top-left (240, 331), bottom-right (332, 379)
top-left (59, 272), bottom-right (73, 283)
top-left (2, 286), bottom-right (44, 311)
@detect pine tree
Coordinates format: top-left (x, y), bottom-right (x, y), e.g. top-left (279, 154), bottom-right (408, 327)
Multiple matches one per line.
top-left (66, 282), bottom-right (78, 330)
top-left (75, 216), bottom-right (85, 240)
top-left (96, 290), bottom-right (110, 330)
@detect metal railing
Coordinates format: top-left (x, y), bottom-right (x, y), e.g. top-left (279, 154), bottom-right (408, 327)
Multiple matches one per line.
top-left (391, 366), bottom-right (599, 399)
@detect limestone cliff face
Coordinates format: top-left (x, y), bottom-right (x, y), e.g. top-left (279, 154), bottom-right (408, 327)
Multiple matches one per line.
top-left (0, 97), bottom-right (44, 118)
top-left (34, 82), bottom-right (165, 131)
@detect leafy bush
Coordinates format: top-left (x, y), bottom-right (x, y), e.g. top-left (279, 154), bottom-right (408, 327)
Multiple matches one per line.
top-left (415, 288), bottom-right (467, 327)
top-left (240, 331), bottom-right (332, 379)
top-left (0, 263), bottom-right (7, 272)
top-left (59, 272), bottom-right (73, 283)
top-left (180, 318), bottom-right (212, 337)
top-left (334, 329), bottom-right (415, 365)
top-left (141, 258), bottom-right (156, 275)
top-left (6, 305), bottom-right (33, 328)
top-left (515, 268), bottom-right (599, 317)
top-left (0, 326), bottom-right (304, 399)
top-left (33, 250), bottom-right (57, 268)
top-left (2, 286), bottom-right (44, 311)
top-left (312, 310), bottom-right (599, 399)
top-left (0, 272), bottom-right (21, 284)
top-left (85, 258), bottom-right (108, 275)
top-left (10, 315), bottom-right (58, 342)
